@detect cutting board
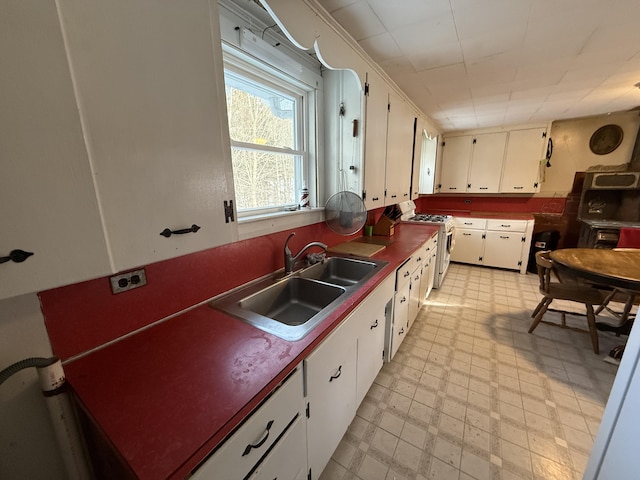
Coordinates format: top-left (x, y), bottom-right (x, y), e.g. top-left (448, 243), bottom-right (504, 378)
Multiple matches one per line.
top-left (327, 241), bottom-right (386, 257)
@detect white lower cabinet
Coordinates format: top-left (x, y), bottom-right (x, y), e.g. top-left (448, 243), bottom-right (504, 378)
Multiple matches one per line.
top-left (451, 228), bottom-right (485, 265)
top-left (192, 367), bottom-right (305, 480)
top-left (451, 217), bottom-right (533, 273)
top-left (355, 274), bottom-right (395, 405)
top-left (306, 273), bottom-right (394, 479)
top-left (194, 273), bottom-right (398, 480)
top-left (305, 315), bottom-right (358, 479)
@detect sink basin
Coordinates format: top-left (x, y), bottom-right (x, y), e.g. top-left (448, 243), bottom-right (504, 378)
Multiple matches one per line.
top-left (300, 256), bottom-right (377, 286)
top-left (211, 255), bottom-right (387, 341)
top-left (239, 277), bottom-right (345, 326)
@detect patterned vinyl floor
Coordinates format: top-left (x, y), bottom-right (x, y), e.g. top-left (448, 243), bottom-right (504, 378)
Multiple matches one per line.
top-left (320, 262), bottom-right (633, 480)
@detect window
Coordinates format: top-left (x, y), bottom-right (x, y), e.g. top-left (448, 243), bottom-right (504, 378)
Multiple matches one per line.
top-left (223, 51), bottom-right (315, 218)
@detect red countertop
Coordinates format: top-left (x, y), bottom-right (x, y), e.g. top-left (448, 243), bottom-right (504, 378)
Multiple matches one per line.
top-left (63, 223), bottom-right (439, 480)
top-left (424, 209), bottom-right (535, 220)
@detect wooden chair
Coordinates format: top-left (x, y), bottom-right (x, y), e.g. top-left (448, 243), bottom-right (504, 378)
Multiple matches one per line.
top-left (528, 251), bottom-right (607, 354)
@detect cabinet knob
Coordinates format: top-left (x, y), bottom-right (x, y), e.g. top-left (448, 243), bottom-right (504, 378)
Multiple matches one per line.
top-left (0, 249), bottom-right (34, 264)
top-left (159, 224), bottom-right (201, 238)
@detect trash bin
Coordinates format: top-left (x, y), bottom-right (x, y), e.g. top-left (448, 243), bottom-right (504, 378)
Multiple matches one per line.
top-left (528, 230), bottom-right (560, 273)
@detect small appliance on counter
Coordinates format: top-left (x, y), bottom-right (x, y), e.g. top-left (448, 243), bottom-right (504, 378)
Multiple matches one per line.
top-left (398, 200), bottom-right (455, 288)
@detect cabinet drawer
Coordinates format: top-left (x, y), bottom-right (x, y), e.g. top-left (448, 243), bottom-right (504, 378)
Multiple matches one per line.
top-left (248, 414), bottom-right (306, 480)
top-left (192, 368), bottom-right (303, 480)
top-left (454, 217), bottom-right (486, 230)
top-left (486, 219), bottom-right (528, 232)
top-left (395, 259), bottom-right (412, 291)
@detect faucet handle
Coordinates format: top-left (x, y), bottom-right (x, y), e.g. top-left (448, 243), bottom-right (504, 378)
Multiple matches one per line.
top-left (284, 232), bottom-right (295, 255)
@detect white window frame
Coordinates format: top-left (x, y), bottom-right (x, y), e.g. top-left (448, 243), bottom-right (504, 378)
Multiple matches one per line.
top-left (222, 44), bottom-right (319, 223)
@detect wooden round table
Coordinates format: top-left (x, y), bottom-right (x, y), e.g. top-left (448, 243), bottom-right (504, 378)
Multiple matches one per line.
top-left (549, 249), bottom-right (640, 292)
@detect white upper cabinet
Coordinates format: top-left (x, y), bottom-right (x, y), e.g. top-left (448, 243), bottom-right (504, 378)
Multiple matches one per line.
top-left (1, 0), bottom-right (237, 299)
top-left (439, 135), bottom-right (473, 193)
top-left (0, 0), bottom-right (113, 300)
top-left (411, 116), bottom-right (424, 200)
top-left (500, 128), bottom-right (547, 193)
top-left (384, 92), bottom-right (415, 205)
top-left (467, 132), bottom-right (508, 193)
top-left (362, 71), bottom-right (388, 210)
top-left (59, 0), bottom-right (237, 272)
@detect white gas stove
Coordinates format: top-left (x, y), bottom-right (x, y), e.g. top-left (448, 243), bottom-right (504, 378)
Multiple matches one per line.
top-left (397, 201), bottom-right (455, 289)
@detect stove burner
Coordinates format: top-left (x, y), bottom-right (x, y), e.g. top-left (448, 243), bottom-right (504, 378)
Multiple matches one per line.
top-left (409, 214), bottom-right (451, 223)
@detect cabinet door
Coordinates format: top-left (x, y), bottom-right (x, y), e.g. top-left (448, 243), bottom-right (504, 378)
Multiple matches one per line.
top-left (385, 92), bottom-right (415, 205)
top-left (483, 231), bottom-right (525, 270)
top-left (467, 132), bottom-right (507, 193)
top-left (363, 71), bottom-right (388, 210)
top-left (59, 0), bottom-right (237, 272)
top-left (355, 274), bottom-right (394, 405)
top-left (500, 128), bottom-right (547, 193)
top-left (408, 265), bottom-right (422, 329)
top-left (0, 0), bottom-right (113, 300)
top-left (305, 323), bottom-right (357, 479)
top-left (439, 135), bottom-right (472, 193)
top-left (411, 116), bottom-right (423, 200)
top-left (451, 228), bottom-right (484, 265)
top-left (391, 281), bottom-right (410, 359)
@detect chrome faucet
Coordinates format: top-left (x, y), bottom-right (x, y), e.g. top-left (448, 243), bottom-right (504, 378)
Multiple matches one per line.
top-left (284, 232), bottom-right (327, 274)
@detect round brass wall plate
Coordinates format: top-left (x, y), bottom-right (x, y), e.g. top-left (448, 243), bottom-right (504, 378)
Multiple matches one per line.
top-left (589, 124), bottom-right (623, 155)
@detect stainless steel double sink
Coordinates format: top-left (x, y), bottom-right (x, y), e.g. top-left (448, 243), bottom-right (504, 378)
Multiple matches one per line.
top-left (211, 256), bottom-right (388, 341)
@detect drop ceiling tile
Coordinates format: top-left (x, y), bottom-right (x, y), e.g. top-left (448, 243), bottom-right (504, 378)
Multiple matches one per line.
top-left (390, 15), bottom-right (459, 55)
top-left (460, 27), bottom-right (526, 62)
top-left (378, 56), bottom-right (419, 76)
top-left (367, 0), bottom-right (451, 31)
top-left (417, 63), bottom-right (466, 86)
top-left (451, 0), bottom-right (532, 41)
top-left (406, 42), bottom-right (464, 72)
top-left (330, 1), bottom-right (386, 40)
top-left (358, 32), bottom-right (402, 63)
top-left (316, 0), bottom-right (360, 13)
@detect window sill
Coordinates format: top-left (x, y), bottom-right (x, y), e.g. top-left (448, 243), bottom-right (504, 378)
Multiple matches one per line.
top-left (237, 208), bottom-right (325, 240)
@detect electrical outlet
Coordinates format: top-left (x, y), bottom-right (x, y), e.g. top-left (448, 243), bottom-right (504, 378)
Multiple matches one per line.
top-left (110, 269), bottom-right (147, 294)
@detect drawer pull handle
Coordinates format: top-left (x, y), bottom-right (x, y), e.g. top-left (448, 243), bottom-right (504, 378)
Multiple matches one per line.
top-left (242, 420), bottom-right (274, 456)
top-left (370, 319), bottom-right (378, 329)
top-left (500, 224), bottom-right (511, 228)
top-left (372, 196), bottom-right (379, 201)
top-left (0, 249), bottom-right (34, 264)
top-left (329, 365), bottom-right (342, 382)
top-left (160, 224), bottom-right (201, 238)
top-left (398, 327), bottom-right (404, 335)
top-left (464, 222), bottom-right (472, 225)
top-left (404, 271), bottom-right (410, 277)
top-left (463, 233), bottom-right (471, 236)
top-left (448, 187), bottom-right (457, 190)
top-left (417, 257), bottom-right (422, 262)
top-left (391, 194), bottom-right (397, 198)
top-left (500, 235), bottom-right (510, 239)
top-left (400, 296), bottom-right (407, 303)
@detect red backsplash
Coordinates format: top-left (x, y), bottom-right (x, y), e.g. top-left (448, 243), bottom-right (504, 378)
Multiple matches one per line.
top-left (40, 220), bottom-right (368, 361)
top-left (415, 195), bottom-right (566, 214)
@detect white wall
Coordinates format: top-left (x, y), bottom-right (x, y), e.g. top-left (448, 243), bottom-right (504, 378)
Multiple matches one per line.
top-left (0, 294), bottom-right (65, 480)
top-left (540, 111), bottom-right (640, 195)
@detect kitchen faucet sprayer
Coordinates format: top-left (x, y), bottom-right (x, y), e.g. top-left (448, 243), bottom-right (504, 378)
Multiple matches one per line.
top-left (284, 232), bottom-right (327, 274)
